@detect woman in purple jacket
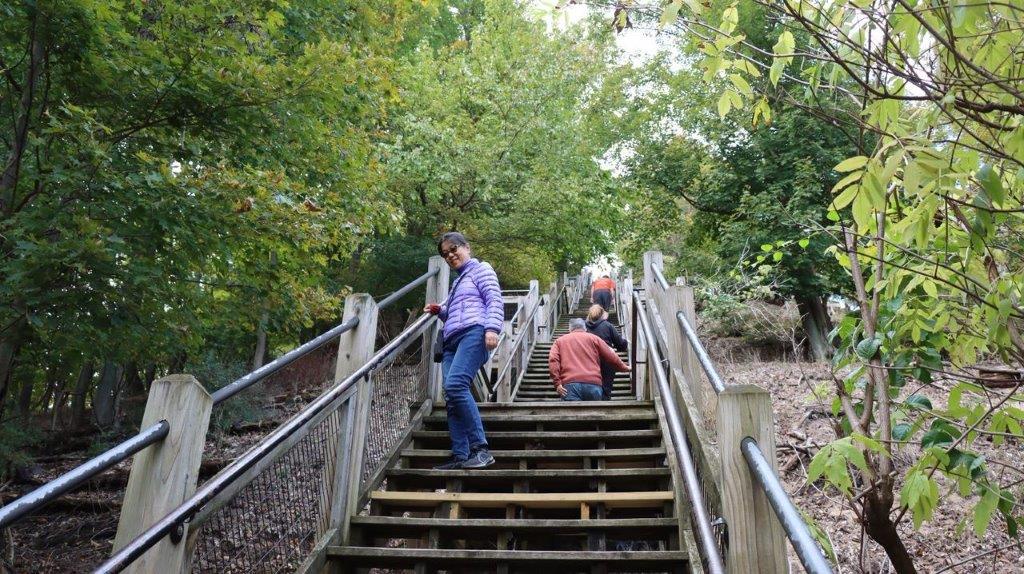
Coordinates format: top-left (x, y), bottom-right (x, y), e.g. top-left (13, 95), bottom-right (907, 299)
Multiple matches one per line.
top-left (424, 232), bottom-right (503, 469)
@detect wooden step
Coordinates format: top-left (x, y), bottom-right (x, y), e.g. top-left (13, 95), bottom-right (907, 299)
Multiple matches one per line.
top-left (401, 447), bottom-right (666, 460)
top-left (369, 490), bottom-right (674, 509)
top-left (350, 516), bottom-right (678, 537)
top-left (436, 401), bottom-right (652, 410)
top-left (326, 547), bottom-right (690, 571)
top-left (424, 410), bottom-right (655, 423)
top-left (385, 467), bottom-right (670, 492)
top-left (422, 413), bottom-right (658, 433)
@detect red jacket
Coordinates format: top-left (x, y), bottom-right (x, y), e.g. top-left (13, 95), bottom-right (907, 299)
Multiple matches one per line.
top-left (548, 330), bottom-right (629, 387)
top-left (591, 277), bottom-right (615, 293)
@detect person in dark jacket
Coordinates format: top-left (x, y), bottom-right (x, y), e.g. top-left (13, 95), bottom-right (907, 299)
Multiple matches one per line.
top-left (585, 304), bottom-right (628, 400)
top-left (424, 232), bottom-right (503, 469)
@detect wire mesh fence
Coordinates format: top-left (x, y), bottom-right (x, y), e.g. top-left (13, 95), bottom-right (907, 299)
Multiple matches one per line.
top-left (360, 343), bottom-right (424, 488)
top-left (189, 407), bottom-right (343, 573)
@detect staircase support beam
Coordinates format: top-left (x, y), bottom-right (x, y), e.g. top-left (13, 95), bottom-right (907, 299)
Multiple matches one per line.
top-left (327, 293), bottom-right (380, 552)
top-left (717, 385), bottom-right (789, 574)
top-left (113, 375), bottom-right (212, 574)
top-left (422, 256), bottom-right (450, 405)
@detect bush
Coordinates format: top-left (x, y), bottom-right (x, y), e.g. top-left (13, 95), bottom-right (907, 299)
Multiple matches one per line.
top-left (0, 423), bottom-right (41, 480)
top-left (185, 352), bottom-right (261, 432)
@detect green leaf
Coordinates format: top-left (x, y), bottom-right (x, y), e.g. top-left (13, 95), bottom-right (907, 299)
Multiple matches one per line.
top-left (974, 487), bottom-right (999, 537)
top-left (798, 238), bottom-right (810, 249)
top-left (855, 336), bottom-right (881, 359)
top-left (717, 92), bottom-right (732, 118)
top-left (892, 422), bottom-right (914, 441)
top-left (659, 0), bottom-right (683, 27)
top-left (900, 469), bottom-right (939, 528)
top-left (834, 156), bottom-right (869, 172)
top-left (976, 164), bottom-right (1005, 206)
top-left (773, 30), bottom-right (794, 57)
top-left (769, 60), bottom-right (784, 87)
top-left (772, 251), bottom-right (783, 262)
top-left (729, 74), bottom-right (752, 97)
top-left (905, 394), bottom-right (933, 411)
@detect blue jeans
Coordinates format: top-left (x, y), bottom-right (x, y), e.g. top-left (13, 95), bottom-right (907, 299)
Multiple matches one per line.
top-left (441, 325), bottom-right (489, 459)
top-left (562, 382), bottom-right (604, 401)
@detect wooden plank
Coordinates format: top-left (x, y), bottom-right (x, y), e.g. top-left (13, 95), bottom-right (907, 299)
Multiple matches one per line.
top-left (114, 375), bottom-right (212, 574)
top-left (423, 413), bottom-right (657, 423)
top-left (421, 256), bottom-right (450, 404)
top-left (328, 293), bottom-right (379, 548)
top-left (387, 468), bottom-right (669, 479)
top-left (412, 430), bottom-right (660, 440)
top-left (401, 448), bottom-right (665, 459)
top-left (369, 490), bottom-right (673, 509)
top-left (326, 546), bottom-right (690, 566)
top-left (350, 516), bottom-right (678, 533)
top-left (295, 527), bottom-right (337, 574)
top-left (453, 400), bottom-right (654, 409)
top-left (718, 385), bottom-right (787, 574)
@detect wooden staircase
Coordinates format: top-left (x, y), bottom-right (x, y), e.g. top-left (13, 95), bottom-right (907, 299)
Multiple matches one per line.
top-left (326, 304), bottom-right (695, 573)
top-left (516, 305), bottom-right (632, 402)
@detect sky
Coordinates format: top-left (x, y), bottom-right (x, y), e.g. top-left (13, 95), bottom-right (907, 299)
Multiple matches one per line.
top-left (532, 1), bottom-right (671, 63)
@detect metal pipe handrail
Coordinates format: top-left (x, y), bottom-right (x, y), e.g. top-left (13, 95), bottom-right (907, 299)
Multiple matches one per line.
top-left (0, 270), bottom-right (437, 534)
top-left (212, 316), bottom-right (359, 404)
top-left (0, 421), bottom-right (170, 529)
top-left (650, 261), bottom-right (725, 395)
top-left (675, 311), bottom-right (726, 394)
top-left (210, 267), bottom-right (437, 405)
top-left (95, 313), bottom-right (437, 573)
top-left (496, 299), bottom-right (542, 387)
top-left (633, 291), bottom-right (726, 574)
top-left (650, 261), bottom-right (671, 291)
top-left (376, 268), bottom-right (440, 310)
top-left (742, 438), bottom-right (835, 573)
top-left (649, 261), bottom-right (830, 572)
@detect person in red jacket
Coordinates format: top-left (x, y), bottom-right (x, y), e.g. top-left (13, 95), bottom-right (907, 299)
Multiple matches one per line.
top-left (548, 318), bottom-right (630, 401)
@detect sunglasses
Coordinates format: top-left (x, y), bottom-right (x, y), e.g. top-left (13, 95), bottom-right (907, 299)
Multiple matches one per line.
top-left (439, 244), bottom-right (463, 257)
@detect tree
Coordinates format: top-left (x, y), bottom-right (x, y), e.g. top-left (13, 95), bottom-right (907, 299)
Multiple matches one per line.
top-left (0, 1), bottom-right (429, 433)
top-left (375, 0), bottom-right (638, 285)
top-left (620, 0), bottom-right (1024, 570)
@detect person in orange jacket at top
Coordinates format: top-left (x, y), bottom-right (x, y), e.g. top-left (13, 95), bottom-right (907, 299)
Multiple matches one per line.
top-left (590, 275), bottom-right (616, 311)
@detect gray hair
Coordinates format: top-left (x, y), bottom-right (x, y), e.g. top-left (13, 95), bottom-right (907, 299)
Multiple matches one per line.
top-left (437, 231), bottom-right (469, 253)
top-left (569, 318), bottom-right (587, 331)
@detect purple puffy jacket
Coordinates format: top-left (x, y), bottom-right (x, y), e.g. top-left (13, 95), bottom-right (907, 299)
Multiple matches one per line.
top-left (439, 258), bottom-right (504, 338)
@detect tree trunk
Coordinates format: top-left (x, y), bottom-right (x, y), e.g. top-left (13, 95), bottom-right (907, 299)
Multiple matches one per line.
top-left (0, 15), bottom-right (45, 215)
top-left (143, 364), bottom-right (157, 390)
top-left (0, 330), bottom-right (22, 418)
top-left (93, 361), bottom-right (121, 428)
top-left (16, 376), bottom-right (33, 415)
top-left (70, 361), bottom-right (95, 429)
top-left (252, 310), bottom-right (269, 370)
top-left (123, 362), bottom-right (144, 398)
top-left (864, 495), bottom-right (917, 573)
top-left (796, 295), bottom-right (832, 361)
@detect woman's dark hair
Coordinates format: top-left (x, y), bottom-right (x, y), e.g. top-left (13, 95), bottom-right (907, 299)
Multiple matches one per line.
top-left (437, 231), bottom-right (469, 254)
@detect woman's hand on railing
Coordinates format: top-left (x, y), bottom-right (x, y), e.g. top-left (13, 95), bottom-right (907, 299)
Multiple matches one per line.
top-left (424, 304), bottom-right (441, 315)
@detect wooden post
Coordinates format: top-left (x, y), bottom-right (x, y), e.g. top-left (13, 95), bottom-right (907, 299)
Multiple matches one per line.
top-left (421, 256), bottom-right (449, 404)
top-left (327, 294), bottom-right (379, 547)
top-left (526, 279), bottom-right (539, 339)
top-left (537, 293), bottom-right (551, 343)
top-left (113, 375), bottom-right (212, 574)
top-left (495, 319), bottom-right (513, 402)
top-left (656, 282), bottom-right (704, 418)
top-left (717, 385), bottom-right (788, 574)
